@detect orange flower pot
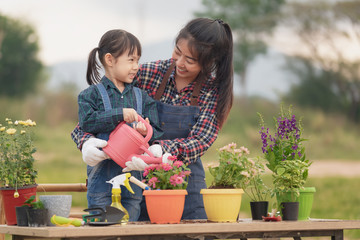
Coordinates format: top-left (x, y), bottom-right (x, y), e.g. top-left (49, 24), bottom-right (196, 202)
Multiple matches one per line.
top-left (143, 189), bottom-right (187, 224)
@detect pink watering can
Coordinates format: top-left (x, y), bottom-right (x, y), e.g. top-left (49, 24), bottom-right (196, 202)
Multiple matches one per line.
top-left (103, 116), bottom-right (162, 168)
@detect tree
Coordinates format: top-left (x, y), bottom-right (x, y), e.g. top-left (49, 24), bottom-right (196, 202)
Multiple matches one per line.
top-left (196, 0), bottom-right (285, 97)
top-left (0, 13), bottom-right (44, 98)
top-left (281, 1), bottom-right (360, 122)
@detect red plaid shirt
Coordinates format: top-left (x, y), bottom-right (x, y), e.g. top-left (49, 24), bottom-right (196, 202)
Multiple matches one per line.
top-left (71, 58), bottom-right (220, 164)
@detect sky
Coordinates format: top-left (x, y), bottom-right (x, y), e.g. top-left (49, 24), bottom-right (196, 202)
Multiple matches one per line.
top-left (0, 0), bottom-right (294, 100)
top-left (0, 0), bottom-right (203, 65)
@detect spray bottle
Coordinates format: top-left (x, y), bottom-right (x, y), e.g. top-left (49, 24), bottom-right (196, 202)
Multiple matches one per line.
top-left (106, 173), bottom-right (134, 223)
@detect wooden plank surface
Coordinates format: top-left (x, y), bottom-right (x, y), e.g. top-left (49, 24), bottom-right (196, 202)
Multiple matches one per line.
top-left (0, 219), bottom-right (359, 238)
top-left (37, 183), bottom-right (87, 192)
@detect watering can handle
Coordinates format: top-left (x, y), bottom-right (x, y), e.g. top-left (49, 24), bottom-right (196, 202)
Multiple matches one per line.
top-left (137, 115), bottom-right (153, 144)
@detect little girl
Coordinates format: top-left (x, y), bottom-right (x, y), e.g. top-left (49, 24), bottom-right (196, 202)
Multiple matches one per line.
top-left (77, 29), bottom-right (162, 221)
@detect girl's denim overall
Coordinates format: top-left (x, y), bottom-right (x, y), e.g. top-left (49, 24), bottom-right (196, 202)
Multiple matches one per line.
top-left (86, 83), bottom-right (144, 221)
top-left (139, 101), bottom-right (208, 220)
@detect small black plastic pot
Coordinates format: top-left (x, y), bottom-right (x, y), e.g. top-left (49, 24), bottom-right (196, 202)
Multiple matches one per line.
top-left (27, 208), bottom-right (48, 227)
top-left (250, 201), bottom-right (269, 220)
top-left (280, 202), bottom-right (299, 221)
top-left (15, 206), bottom-right (30, 226)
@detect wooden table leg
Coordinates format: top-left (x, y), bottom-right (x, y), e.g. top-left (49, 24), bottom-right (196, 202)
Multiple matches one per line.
top-left (332, 230), bottom-right (343, 240)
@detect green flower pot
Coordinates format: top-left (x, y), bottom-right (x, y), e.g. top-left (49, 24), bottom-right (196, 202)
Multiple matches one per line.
top-left (277, 187), bottom-right (316, 220)
top-left (298, 187), bottom-right (316, 220)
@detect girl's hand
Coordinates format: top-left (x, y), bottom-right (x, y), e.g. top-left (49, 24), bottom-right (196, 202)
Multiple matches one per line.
top-left (123, 108), bottom-right (138, 123)
top-left (133, 118), bottom-right (149, 136)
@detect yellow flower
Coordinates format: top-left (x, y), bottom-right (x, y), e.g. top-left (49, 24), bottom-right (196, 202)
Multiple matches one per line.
top-left (8, 121), bottom-right (13, 125)
top-left (23, 119), bottom-right (36, 126)
top-left (0, 127), bottom-right (5, 132)
top-left (5, 118), bottom-right (11, 121)
top-left (6, 128), bottom-right (16, 135)
top-left (13, 191), bottom-right (19, 198)
top-left (21, 130), bottom-right (26, 134)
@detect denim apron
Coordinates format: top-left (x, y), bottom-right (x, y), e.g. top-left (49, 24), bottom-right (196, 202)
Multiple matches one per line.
top-left (86, 82), bottom-right (144, 221)
top-left (140, 63), bottom-right (208, 220)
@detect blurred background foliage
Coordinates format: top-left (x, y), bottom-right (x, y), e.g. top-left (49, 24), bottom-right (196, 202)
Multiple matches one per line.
top-left (1, 0), bottom-right (360, 238)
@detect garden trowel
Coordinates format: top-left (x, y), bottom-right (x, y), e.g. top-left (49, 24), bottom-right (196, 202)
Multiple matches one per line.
top-left (83, 206), bottom-right (125, 224)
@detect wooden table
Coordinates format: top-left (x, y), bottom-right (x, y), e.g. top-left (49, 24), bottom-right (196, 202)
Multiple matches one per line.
top-left (0, 219), bottom-right (360, 240)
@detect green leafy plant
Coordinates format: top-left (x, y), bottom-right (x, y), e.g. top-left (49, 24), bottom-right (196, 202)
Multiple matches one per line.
top-left (241, 156), bottom-right (270, 202)
top-left (208, 143), bottom-right (251, 189)
top-left (143, 156), bottom-right (191, 190)
top-left (272, 159), bottom-right (311, 202)
top-left (24, 195), bottom-right (45, 209)
top-left (0, 118), bottom-right (38, 195)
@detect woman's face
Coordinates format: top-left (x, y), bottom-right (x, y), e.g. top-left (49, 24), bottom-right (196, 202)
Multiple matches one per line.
top-left (172, 39), bottom-right (201, 82)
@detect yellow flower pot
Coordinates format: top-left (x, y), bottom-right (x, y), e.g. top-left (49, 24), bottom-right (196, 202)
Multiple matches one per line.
top-left (200, 188), bottom-right (244, 222)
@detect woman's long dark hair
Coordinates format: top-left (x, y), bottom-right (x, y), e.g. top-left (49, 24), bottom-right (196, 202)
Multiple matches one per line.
top-left (86, 29), bottom-right (142, 85)
top-left (175, 18), bottom-right (234, 128)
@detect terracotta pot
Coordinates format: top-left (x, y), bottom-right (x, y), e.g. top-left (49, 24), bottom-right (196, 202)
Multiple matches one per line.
top-left (0, 184), bottom-right (37, 225)
top-left (143, 189), bottom-right (187, 224)
top-left (200, 188), bottom-right (244, 222)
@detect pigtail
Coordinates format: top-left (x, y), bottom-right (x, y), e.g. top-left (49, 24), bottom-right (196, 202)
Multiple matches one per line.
top-left (215, 22), bottom-right (234, 128)
top-left (86, 48), bottom-right (101, 85)
top-left (176, 18), bottom-right (234, 129)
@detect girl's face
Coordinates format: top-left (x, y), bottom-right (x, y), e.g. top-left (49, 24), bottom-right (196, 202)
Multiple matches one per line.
top-left (172, 39), bottom-right (201, 83)
top-left (106, 49), bottom-right (140, 86)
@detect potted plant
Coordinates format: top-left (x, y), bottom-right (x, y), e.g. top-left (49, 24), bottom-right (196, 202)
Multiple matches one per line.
top-left (201, 143), bottom-right (250, 222)
top-left (24, 195), bottom-right (48, 227)
top-left (258, 104), bottom-right (314, 220)
top-left (272, 159), bottom-right (310, 220)
top-left (0, 118), bottom-right (38, 225)
top-left (241, 156), bottom-right (270, 220)
top-left (142, 155), bottom-right (191, 224)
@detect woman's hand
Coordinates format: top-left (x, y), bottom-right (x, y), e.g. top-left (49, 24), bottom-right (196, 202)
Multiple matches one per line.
top-left (123, 108), bottom-right (138, 123)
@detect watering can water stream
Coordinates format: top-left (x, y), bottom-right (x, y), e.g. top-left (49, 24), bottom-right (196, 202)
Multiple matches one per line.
top-left (103, 115), bottom-right (162, 168)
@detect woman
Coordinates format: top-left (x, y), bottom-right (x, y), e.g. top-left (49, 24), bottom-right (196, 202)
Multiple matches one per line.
top-left (71, 17), bottom-right (234, 220)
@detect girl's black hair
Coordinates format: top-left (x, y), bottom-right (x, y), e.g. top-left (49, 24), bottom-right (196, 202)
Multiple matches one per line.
top-left (175, 18), bottom-right (234, 129)
top-left (86, 29), bottom-right (142, 85)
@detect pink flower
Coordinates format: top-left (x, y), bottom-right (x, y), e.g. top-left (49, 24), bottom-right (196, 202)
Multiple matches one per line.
top-left (161, 163), bottom-right (173, 171)
top-left (173, 161), bottom-right (183, 167)
top-left (143, 158), bottom-right (191, 189)
top-left (169, 174), bottom-right (184, 186)
top-left (239, 146), bottom-right (250, 155)
top-left (234, 149), bottom-right (243, 157)
top-left (148, 177), bottom-right (159, 188)
top-left (181, 170), bottom-right (191, 177)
